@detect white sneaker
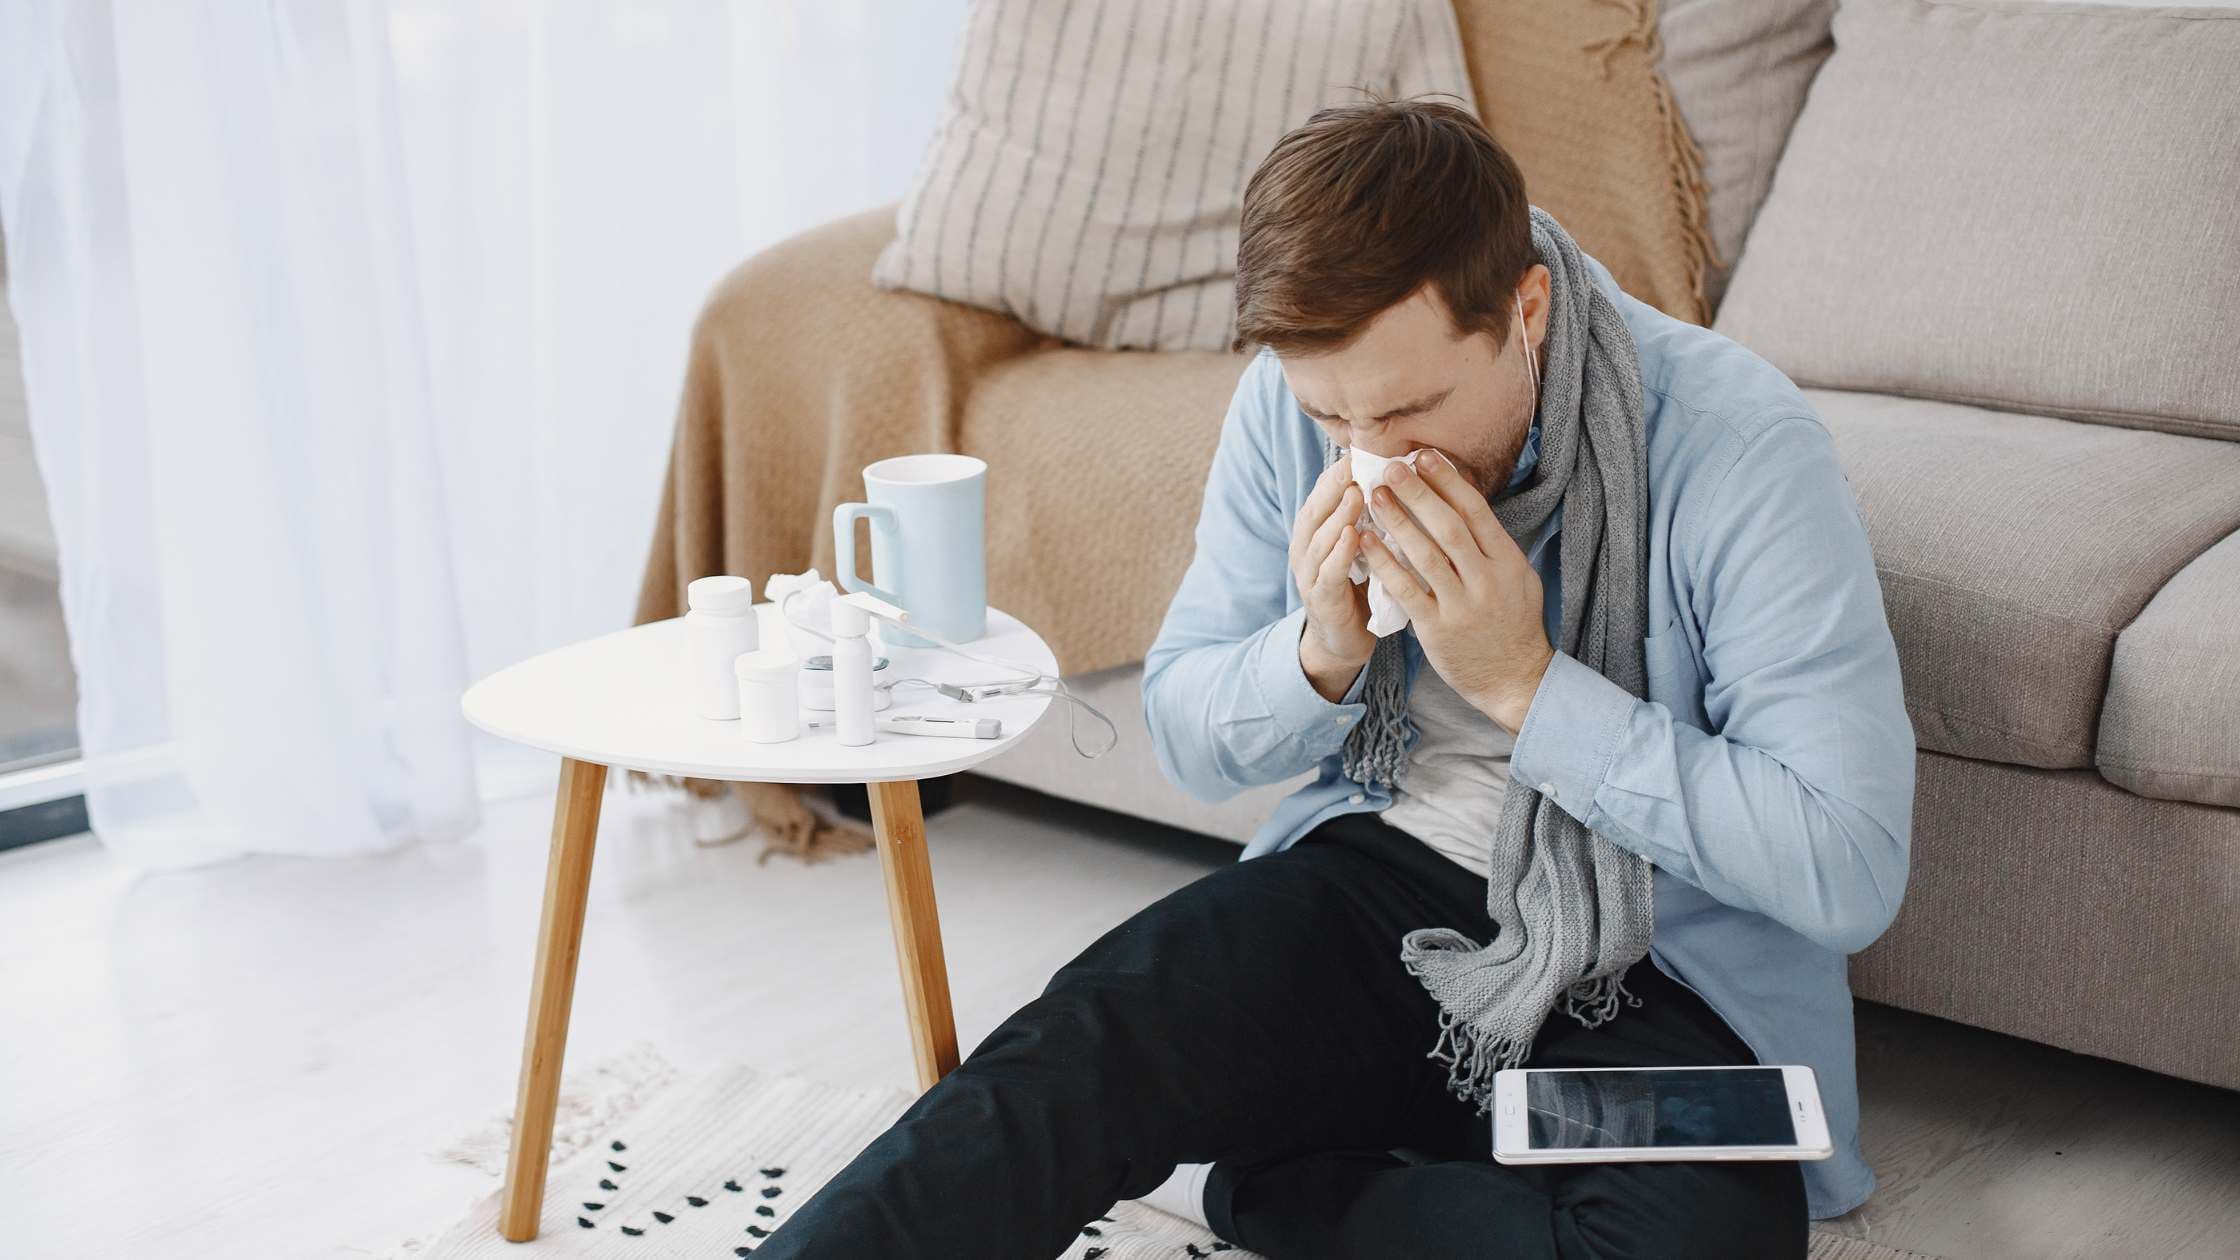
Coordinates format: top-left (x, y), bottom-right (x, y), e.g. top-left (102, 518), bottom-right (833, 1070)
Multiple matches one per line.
top-left (1134, 1161), bottom-right (1213, 1229)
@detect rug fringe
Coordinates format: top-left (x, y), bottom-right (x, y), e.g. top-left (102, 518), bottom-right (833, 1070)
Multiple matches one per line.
top-left (434, 1042), bottom-right (681, 1177)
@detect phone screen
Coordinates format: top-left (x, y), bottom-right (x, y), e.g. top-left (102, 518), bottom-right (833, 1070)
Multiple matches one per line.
top-left (1526, 1068), bottom-right (1797, 1149)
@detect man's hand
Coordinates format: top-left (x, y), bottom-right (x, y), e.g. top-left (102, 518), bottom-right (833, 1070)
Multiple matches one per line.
top-left (1357, 449), bottom-right (1553, 732)
top-left (1289, 456), bottom-right (1375, 700)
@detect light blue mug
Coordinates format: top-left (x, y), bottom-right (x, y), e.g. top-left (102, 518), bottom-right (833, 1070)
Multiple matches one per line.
top-left (834, 453), bottom-right (988, 647)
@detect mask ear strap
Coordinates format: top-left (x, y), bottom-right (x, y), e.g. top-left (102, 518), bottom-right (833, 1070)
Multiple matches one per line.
top-left (1516, 292), bottom-right (1539, 398)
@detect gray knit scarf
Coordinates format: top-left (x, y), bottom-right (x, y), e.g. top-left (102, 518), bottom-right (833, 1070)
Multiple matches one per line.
top-left (1328, 208), bottom-right (1655, 1112)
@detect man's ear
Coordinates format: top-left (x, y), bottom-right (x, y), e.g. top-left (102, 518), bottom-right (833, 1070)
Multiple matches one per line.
top-left (1520, 264), bottom-right (1552, 353)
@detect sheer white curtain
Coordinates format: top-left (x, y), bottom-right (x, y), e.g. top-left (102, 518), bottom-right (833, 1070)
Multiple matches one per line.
top-left (0, 0), bottom-right (965, 869)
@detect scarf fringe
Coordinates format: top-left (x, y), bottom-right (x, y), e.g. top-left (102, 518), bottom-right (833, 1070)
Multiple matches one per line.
top-left (1423, 1006), bottom-right (1535, 1115)
top-left (1402, 928), bottom-right (1534, 1113)
top-left (1407, 964), bottom-right (1652, 1113)
top-left (1561, 970), bottom-right (1644, 1029)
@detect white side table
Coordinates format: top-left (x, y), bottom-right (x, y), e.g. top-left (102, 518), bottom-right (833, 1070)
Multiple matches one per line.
top-left (462, 604), bottom-right (1057, 1241)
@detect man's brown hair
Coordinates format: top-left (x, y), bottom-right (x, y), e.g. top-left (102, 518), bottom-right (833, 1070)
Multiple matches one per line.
top-left (1233, 98), bottom-right (1533, 354)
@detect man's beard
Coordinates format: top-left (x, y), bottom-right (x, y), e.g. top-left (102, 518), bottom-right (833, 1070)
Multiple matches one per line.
top-left (1455, 402), bottom-right (1536, 503)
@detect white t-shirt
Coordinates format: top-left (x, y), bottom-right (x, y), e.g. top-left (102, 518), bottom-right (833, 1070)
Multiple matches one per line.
top-left (1379, 665), bottom-right (1514, 880)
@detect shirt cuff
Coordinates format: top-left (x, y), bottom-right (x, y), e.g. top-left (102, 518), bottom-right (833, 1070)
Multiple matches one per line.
top-left (1509, 650), bottom-right (1636, 824)
top-left (1249, 606), bottom-right (1370, 757)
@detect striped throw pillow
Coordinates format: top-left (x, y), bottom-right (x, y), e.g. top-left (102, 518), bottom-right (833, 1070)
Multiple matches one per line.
top-left (873, 0), bottom-right (1478, 352)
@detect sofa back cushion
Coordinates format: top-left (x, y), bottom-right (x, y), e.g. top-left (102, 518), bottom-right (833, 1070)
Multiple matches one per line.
top-left (1713, 0), bottom-right (2240, 440)
top-left (873, 0), bottom-right (1477, 353)
top-left (878, 0), bottom-right (1733, 349)
top-left (1657, 0), bottom-right (1834, 309)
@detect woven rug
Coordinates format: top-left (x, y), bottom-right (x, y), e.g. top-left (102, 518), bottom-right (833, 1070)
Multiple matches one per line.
top-left (405, 1050), bottom-right (1942, 1259)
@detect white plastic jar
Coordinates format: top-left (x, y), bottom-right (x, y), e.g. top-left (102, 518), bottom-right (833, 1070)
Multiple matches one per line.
top-left (733, 648), bottom-right (800, 743)
top-left (686, 575), bottom-right (760, 719)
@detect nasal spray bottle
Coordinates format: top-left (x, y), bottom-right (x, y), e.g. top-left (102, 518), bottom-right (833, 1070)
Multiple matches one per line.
top-left (829, 590), bottom-right (909, 746)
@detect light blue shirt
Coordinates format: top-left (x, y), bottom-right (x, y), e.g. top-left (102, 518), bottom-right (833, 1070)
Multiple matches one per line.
top-left (1141, 252), bottom-right (1915, 1219)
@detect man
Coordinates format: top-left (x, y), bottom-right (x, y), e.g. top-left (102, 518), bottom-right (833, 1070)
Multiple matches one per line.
top-left (762, 100), bottom-right (1913, 1259)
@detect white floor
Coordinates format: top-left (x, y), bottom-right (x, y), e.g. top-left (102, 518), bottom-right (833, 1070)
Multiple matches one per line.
top-left (2, 776), bottom-right (2235, 1259)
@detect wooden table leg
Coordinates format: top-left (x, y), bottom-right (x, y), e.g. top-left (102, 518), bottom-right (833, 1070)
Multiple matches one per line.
top-left (868, 778), bottom-right (961, 1090)
top-left (498, 757), bottom-right (607, 1242)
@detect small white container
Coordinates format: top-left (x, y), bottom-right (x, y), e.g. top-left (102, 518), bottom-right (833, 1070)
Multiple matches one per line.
top-left (733, 648), bottom-right (800, 743)
top-left (686, 575), bottom-right (760, 720)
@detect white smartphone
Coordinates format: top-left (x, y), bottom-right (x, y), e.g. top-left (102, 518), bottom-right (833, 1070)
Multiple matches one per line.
top-left (1491, 1065), bottom-right (1834, 1165)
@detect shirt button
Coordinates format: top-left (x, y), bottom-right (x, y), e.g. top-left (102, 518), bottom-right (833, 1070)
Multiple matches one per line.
top-left (1537, 782), bottom-right (1557, 796)
top-left (1348, 792), bottom-right (1366, 805)
top-left (1335, 714), bottom-right (1351, 725)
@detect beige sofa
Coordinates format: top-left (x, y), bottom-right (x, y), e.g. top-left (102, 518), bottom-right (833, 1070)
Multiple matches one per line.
top-left (653, 0), bottom-right (2240, 1094)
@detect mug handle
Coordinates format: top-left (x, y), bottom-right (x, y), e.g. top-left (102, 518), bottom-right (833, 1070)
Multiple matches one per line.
top-left (832, 502), bottom-right (907, 607)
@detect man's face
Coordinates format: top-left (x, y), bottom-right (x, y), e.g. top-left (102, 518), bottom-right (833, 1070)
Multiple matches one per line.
top-left (1277, 270), bottom-right (1550, 500)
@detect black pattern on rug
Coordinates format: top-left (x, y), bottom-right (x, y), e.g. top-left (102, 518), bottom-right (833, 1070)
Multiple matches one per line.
top-left (567, 1136), bottom-right (798, 1251)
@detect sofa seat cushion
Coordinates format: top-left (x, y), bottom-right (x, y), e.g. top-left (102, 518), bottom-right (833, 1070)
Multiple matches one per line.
top-left (1806, 389), bottom-right (2240, 769)
top-left (2099, 532), bottom-right (2240, 807)
top-left (960, 346), bottom-right (1250, 674)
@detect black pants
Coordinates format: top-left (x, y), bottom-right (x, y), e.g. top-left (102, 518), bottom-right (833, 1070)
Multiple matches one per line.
top-left (757, 811), bottom-right (1806, 1259)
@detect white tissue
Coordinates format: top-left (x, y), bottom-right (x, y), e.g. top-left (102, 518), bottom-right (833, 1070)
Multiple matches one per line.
top-left (1345, 448), bottom-right (1434, 637)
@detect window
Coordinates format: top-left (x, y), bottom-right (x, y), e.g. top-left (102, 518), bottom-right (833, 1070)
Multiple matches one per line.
top-left (0, 228), bottom-right (86, 851)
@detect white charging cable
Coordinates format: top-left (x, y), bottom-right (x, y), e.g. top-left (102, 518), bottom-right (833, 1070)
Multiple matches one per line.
top-left (779, 587), bottom-right (1117, 758)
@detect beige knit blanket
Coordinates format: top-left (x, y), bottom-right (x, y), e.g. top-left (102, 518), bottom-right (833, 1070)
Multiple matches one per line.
top-left (636, 208), bottom-right (1043, 639)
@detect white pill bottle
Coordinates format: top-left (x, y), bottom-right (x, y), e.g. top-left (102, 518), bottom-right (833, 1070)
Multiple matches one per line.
top-left (686, 575), bottom-right (760, 719)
